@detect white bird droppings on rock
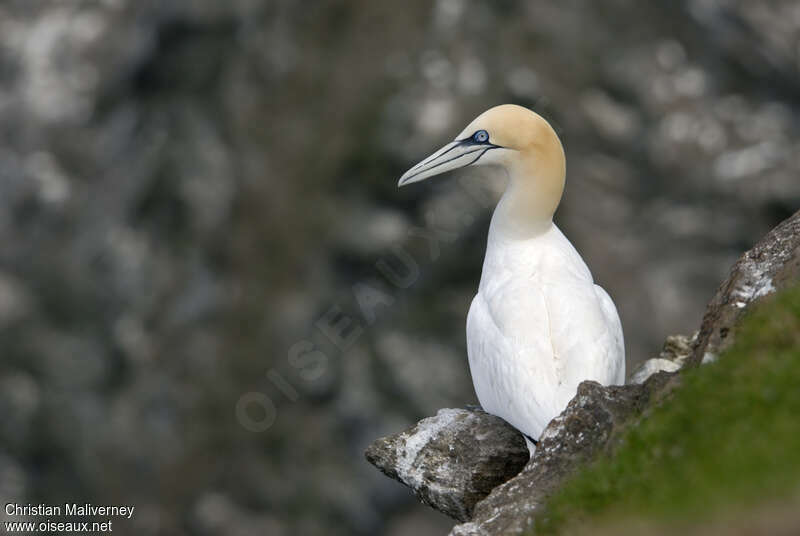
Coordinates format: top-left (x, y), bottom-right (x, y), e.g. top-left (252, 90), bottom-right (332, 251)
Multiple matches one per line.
top-left (701, 352), bottom-right (718, 365)
top-left (629, 358), bottom-right (682, 384)
top-left (396, 408), bottom-right (461, 490)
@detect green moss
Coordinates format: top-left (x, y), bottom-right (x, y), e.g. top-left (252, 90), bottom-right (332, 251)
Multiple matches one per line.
top-left (535, 286), bottom-right (800, 534)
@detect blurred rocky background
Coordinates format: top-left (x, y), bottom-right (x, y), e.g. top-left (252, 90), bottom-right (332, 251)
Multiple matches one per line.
top-left (0, 0), bottom-right (798, 535)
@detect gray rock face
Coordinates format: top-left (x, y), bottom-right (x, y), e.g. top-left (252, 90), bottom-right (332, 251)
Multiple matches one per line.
top-left (689, 209), bottom-right (800, 366)
top-left (628, 332), bottom-right (696, 384)
top-left (363, 375), bottom-right (678, 535)
top-left (450, 374), bottom-right (677, 536)
top-left (365, 408), bottom-right (529, 522)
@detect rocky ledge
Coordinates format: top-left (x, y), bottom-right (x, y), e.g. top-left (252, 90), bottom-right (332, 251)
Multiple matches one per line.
top-left (365, 408), bottom-right (529, 522)
top-left (365, 210), bottom-right (800, 535)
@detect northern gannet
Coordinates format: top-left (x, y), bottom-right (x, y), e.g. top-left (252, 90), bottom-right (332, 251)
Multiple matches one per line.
top-left (398, 104), bottom-right (625, 453)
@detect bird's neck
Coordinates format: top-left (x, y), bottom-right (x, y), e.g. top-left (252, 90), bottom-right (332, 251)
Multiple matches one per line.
top-left (490, 151), bottom-right (566, 240)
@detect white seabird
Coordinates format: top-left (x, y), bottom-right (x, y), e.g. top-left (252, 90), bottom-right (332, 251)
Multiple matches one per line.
top-left (398, 104), bottom-right (625, 454)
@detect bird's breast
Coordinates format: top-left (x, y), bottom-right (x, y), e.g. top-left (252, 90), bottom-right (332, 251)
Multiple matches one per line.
top-left (479, 223), bottom-right (593, 296)
top-left (465, 222), bottom-right (623, 439)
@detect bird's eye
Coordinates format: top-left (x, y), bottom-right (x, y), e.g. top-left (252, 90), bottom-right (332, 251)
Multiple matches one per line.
top-left (472, 130), bottom-right (489, 143)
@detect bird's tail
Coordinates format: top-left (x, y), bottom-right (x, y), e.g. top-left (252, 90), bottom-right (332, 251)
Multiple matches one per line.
top-left (523, 434), bottom-right (538, 457)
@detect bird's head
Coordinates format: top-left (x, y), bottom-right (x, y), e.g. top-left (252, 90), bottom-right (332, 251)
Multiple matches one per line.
top-left (397, 104), bottom-right (565, 191)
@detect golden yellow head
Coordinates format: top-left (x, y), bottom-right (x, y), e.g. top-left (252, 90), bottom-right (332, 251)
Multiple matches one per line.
top-left (399, 104), bottom-right (564, 188)
top-left (398, 104), bottom-right (566, 225)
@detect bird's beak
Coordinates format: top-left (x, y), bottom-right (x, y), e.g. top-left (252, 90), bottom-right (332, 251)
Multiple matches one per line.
top-left (398, 139), bottom-right (499, 187)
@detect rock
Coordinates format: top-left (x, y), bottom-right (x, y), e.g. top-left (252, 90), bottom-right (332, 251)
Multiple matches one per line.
top-left (449, 373), bottom-right (678, 536)
top-left (628, 332), bottom-right (697, 384)
top-left (688, 210), bottom-right (800, 366)
top-left (364, 408), bottom-right (529, 522)
top-left (365, 374), bottom-right (678, 535)
top-left (628, 358), bottom-right (681, 385)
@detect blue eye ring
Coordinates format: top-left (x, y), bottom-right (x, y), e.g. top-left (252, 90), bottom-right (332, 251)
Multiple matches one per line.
top-left (472, 130), bottom-right (489, 143)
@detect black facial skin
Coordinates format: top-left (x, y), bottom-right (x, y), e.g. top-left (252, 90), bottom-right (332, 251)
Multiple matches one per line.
top-left (459, 129), bottom-right (495, 147)
top-left (472, 129), bottom-right (489, 143)
top-left (402, 129), bottom-right (503, 182)
top-left (453, 129), bottom-right (502, 166)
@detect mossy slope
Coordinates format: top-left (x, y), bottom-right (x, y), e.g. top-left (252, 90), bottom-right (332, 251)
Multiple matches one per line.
top-left (536, 286), bottom-right (800, 534)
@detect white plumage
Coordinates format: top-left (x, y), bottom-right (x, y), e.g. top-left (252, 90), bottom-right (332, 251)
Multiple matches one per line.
top-left (467, 221), bottom-right (624, 447)
top-left (399, 104), bottom-right (625, 453)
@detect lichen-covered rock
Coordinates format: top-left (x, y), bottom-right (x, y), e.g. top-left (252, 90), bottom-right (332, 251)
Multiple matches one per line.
top-left (448, 373), bottom-right (677, 535)
top-left (629, 358), bottom-right (681, 385)
top-left (689, 210), bottom-right (800, 366)
top-left (629, 332), bottom-right (697, 384)
top-left (364, 408), bottom-right (529, 522)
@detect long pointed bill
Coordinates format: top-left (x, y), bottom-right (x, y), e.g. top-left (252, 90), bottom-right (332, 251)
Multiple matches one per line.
top-left (397, 139), bottom-right (498, 187)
